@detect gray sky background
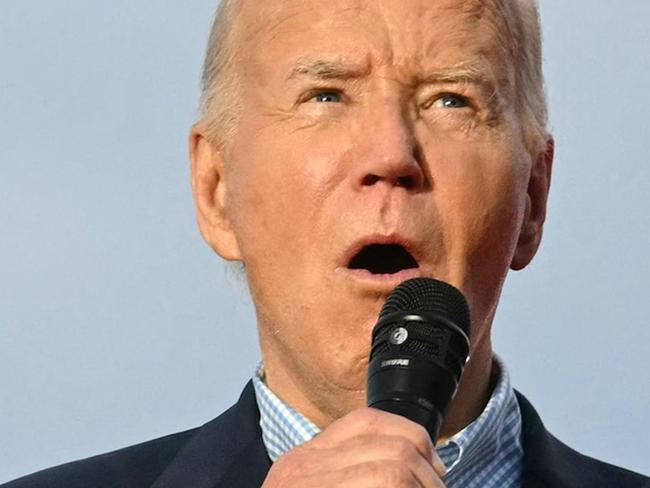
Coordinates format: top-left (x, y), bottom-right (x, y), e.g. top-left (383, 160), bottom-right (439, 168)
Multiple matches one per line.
top-left (1, 1), bottom-right (649, 483)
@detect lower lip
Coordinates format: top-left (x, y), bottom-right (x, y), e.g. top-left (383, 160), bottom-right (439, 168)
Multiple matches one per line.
top-left (340, 267), bottom-right (423, 289)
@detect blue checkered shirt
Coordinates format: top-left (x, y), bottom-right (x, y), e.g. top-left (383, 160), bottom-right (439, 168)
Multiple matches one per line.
top-left (252, 356), bottom-right (523, 487)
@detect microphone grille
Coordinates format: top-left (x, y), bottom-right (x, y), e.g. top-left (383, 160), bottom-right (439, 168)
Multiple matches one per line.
top-left (379, 278), bottom-right (471, 337)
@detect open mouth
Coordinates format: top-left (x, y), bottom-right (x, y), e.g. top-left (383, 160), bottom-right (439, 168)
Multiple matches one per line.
top-left (348, 244), bottom-right (419, 275)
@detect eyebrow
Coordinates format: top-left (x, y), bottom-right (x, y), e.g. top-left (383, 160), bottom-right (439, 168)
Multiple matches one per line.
top-left (286, 58), bottom-right (496, 91)
top-left (419, 64), bottom-right (492, 86)
top-left (286, 58), bottom-right (371, 81)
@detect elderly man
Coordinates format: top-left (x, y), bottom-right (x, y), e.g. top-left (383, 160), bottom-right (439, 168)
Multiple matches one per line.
top-left (4, 0), bottom-right (649, 487)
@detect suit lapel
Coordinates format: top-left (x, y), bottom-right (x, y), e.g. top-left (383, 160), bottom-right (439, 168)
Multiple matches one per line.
top-left (517, 391), bottom-right (552, 488)
top-left (517, 390), bottom-right (582, 488)
top-left (151, 381), bottom-right (271, 488)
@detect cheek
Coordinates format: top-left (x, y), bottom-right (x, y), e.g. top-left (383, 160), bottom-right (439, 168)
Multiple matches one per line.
top-left (225, 138), bottom-right (292, 274)
top-left (432, 137), bottom-right (525, 236)
top-left (426, 139), bottom-right (528, 310)
top-left (225, 126), bottom-right (348, 276)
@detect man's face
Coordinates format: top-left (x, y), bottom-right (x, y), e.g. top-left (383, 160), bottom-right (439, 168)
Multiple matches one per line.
top-left (196, 0), bottom-right (548, 417)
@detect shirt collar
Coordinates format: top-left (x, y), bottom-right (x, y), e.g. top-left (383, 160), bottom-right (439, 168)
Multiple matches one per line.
top-left (252, 355), bottom-right (521, 475)
top-left (436, 355), bottom-right (521, 472)
top-left (252, 364), bottom-right (319, 462)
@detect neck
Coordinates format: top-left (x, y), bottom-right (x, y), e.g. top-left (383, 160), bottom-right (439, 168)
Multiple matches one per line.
top-left (436, 336), bottom-right (494, 443)
top-left (260, 337), bottom-right (360, 428)
top-left (261, 332), bottom-right (495, 438)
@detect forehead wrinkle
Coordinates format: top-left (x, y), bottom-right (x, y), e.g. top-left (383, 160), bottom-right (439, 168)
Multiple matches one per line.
top-left (424, 0), bottom-right (503, 49)
top-left (419, 1), bottom-right (514, 93)
top-left (237, 0), bottom-right (322, 56)
top-left (439, 0), bottom-right (487, 21)
top-left (242, 0), bottom-right (382, 68)
top-left (238, 0), bottom-right (516, 99)
top-left (252, 0), bottom-right (366, 36)
top-left (366, 1), bottom-right (496, 85)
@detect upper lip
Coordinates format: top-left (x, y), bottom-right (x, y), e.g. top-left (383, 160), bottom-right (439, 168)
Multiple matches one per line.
top-left (341, 233), bottom-right (421, 271)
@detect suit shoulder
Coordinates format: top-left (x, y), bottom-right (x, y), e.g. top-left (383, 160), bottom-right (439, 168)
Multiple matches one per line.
top-left (2, 428), bottom-right (198, 488)
top-left (546, 431), bottom-right (650, 487)
top-left (515, 390), bottom-right (650, 487)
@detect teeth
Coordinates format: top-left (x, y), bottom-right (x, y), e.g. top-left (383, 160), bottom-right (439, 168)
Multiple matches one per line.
top-left (348, 244), bottom-right (418, 274)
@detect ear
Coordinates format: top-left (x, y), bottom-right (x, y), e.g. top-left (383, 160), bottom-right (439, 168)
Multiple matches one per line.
top-left (510, 137), bottom-right (554, 271)
top-left (189, 124), bottom-right (242, 261)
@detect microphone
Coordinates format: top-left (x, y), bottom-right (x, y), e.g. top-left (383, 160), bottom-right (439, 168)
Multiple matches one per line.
top-left (366, 278), bottom-right (471, 442)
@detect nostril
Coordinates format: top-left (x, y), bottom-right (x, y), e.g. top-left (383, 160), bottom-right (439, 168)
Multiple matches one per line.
top-left (362, 174), bottom-right (381, 186)
top-left (360, 172), bottom-right (422, 189)
top-left (397, 175), bottom-right (415, 188)
top-left (361, 174), bottom-right (417, 188)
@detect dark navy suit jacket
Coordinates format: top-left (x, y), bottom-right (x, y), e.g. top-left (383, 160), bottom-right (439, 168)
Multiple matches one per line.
top-left (4, 381), bottom-right (649, 487)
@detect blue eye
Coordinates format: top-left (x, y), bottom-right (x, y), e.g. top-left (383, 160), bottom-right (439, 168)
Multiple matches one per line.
top-left (312, 91), bottom-right (342, 103)
top-left (437, 94), bottom-right (469, 109)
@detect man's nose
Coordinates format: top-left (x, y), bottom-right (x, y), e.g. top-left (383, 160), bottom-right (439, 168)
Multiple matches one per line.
top-left (352, 105), bottom-right (425, 192)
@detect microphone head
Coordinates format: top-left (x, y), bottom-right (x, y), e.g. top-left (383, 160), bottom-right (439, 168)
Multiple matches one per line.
top-left (379, 277), bottom-right (471, 337)
top-left (367, 277), bottom-right (471, 441)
